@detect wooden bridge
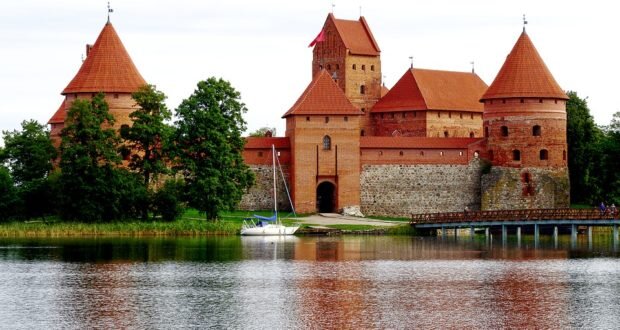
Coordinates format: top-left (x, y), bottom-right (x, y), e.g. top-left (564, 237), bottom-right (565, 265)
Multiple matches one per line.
top-left (411, 208), bottom-right (620, 246)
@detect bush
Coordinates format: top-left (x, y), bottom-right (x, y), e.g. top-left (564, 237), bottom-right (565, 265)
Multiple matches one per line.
top-left (0, 166), bottom-right (19, 221)
top-left (152, 179), bottom-right (185, 221)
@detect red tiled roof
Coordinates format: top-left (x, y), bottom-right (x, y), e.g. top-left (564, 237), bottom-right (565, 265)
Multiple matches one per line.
top-left (282, 70), bottom-right (363, 118)
top-left (481, 31), bottom-right (567, 100)
top-left (372, 68), bottom-right (487, 113)
top-left (47, 100), bottom-right (66, 124)
top-left (62, 22), bottom-right (146, 94)
top-left (244, 137), bottom-right (291, 149)
top-left (330, 14), bottom-right (380, 56)
top-left (361, 136), bottom-right (482, 149)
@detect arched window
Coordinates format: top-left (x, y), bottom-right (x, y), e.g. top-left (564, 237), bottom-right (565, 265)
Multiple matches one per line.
top-left (513, 150), bottom-right (521, 161)
top-left (371, 65), bottom-right (375, 71)
top-left (533, 125), bottom-right (541, 136)
top-left (362, 64), bottom-right (366, 71)
top-left (444, 131), bottom-right (449, 138)
top-left (361, 129), bottom-right (365, 136)
top-left (352, 64), bottom-right (357, 70)
top-left (470, 132), bottom-right (475, 138)
top-left (360, 85), bottom-right (366, 94)
top-left (322, 135), bottom-right (331, 150)
top-left (540, 149), bottom-right (548, 160)
top-left (501, 126), bottom-right (508, 137)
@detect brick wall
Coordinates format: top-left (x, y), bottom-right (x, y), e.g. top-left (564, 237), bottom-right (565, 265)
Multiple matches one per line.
top-left (360, 160), bottom-right (483, 217)
top-left (481, 166), bottom-right (570, 210)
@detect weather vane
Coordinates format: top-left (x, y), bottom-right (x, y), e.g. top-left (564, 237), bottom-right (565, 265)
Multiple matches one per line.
top-left (523, 14), bottom-right (528, 32)
top-left (409, 56), bottom-right (413, 69)
top-left (331, 2), bottom-right (335, 14)
top-left (107, 2), bottom-right (114, 23)
top-left (470, 61), bottom-right (475, 74)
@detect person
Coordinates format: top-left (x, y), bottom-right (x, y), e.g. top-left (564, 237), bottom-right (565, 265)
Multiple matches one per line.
top-left (599, 202), bottom-right (606, 217)
top-left (611, 204), bottom-right (617, 219)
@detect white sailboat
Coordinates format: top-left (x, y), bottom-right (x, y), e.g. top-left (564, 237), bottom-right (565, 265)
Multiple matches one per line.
top-left (240, 145), bottom-right (300, 236)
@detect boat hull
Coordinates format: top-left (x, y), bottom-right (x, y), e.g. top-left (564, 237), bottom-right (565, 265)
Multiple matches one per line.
top-left (240, 224), bottom-right (299, 236)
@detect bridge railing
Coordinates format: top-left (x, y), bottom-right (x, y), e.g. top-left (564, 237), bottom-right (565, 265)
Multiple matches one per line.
top-left (411, 208), bottom-right (618, 224)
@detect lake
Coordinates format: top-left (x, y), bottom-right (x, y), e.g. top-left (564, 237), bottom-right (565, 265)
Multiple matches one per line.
top-left (1, 234), bottom-right (619, 329)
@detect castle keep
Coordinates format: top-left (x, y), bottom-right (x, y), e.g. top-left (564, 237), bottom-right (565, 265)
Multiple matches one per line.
top-left (240, 14), bottom-right (569, 216)
top-left (48, 14), bottom-right (570, 217)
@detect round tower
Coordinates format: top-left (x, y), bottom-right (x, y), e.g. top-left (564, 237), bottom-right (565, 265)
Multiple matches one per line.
top-left (480, 30), bottom-right (569, 210)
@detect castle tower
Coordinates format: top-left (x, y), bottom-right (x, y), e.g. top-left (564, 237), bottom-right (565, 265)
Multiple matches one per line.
top-left (283, 70), bottom-right (364, 214)
top-left (48, 21), bottom-right (146, 147)
top-left (480, 30), bottom-right (569, 210)
top-left (310, 14), bottom-right (381, 136)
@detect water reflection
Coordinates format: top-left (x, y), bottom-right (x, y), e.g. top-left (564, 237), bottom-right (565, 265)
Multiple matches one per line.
top-left (0, 235), bottom-right (619, 328)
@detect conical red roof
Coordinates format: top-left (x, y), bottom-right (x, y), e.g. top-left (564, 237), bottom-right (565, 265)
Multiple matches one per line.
top-left (481, 31), bottom-right (567, 100)
top-left (47, 100), bottom-right (66, 124)
top-left (282, 70), bottom-right (362, 118)
top-left (62, 22), bottom-right (146, 94)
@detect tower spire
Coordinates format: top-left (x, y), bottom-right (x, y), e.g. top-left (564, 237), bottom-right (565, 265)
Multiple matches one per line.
top-left (107, 2), bottom-right (114, 23)
top-left (522, 14), bottom-right (528, 32)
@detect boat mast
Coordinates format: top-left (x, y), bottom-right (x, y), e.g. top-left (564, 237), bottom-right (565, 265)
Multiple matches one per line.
top-left (272, 144), bottom-right (277, 218)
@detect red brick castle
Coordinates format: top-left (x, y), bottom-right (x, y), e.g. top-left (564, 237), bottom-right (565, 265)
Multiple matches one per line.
top-left (48, 14), bottom-right (570, 217)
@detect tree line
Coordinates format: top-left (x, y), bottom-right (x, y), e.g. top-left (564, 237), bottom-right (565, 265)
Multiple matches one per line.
top-left (0, 78), bottom-right (254, 222)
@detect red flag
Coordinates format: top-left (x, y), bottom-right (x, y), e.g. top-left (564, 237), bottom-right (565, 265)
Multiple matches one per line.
top-left (308, 29), bottom-right (325, 47)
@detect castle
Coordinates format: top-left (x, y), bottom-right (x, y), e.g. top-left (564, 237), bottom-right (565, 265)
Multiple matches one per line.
top-left (48, 14), bottom-right (570, 217)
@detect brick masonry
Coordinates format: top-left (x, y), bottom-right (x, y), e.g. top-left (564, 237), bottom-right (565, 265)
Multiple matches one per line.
top-left (360, 160), bottom-right (483, 217)
top-left (481, 166), bottom-right (570, 210)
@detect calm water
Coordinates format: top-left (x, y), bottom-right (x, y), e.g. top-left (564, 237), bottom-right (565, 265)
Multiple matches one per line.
top-left (1, 234), bottom-right (619, 329)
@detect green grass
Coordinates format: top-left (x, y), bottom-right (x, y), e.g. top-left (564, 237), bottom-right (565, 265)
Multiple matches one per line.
top-left (366, 215), bottom-right (411, 222)
top-left (325, 224), bottom-right (377, 231)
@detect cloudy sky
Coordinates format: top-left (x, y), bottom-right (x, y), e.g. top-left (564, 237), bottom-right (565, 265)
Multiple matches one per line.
top-left (1, 0), bottom-right (618, 144)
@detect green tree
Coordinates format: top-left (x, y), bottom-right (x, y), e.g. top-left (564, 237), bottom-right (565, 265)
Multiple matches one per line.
top-left (58, 93), bottom-right (126, 221)
top-left (597, 111), bottom-right (620, 204)
top-left (248, 126), bottom-right (276, 137)
top-left (122, 84), bottom-right (173, 219)
top-left (0, 166), bottom-right (19, 221)
top-left (173, 78), bottom-right (254, 220)
top-left (1, 120), bottom-right (57, 184)
top-left (566, 91), bottom-right (603, 204)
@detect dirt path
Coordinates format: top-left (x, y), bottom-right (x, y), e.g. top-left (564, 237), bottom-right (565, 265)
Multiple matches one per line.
top-left (291, 213), bottom-right (403, 227)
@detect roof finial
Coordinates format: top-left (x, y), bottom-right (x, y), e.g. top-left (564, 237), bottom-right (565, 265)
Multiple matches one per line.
top-left (523, 14), bottom-right (528, 32)
top-left (107, 2), bottom-right (114, 23)
top-left (409, 56), bottom-right (413, 69)
top-left (331, 2), bottom-right (335, 14)
top-left (359, 6), bottom-right (362, 17)
top-left (470, 61), bottom-right (475, 74)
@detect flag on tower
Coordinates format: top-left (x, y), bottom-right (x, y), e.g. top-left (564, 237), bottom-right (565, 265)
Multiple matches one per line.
top-left (308, 29), bottom-right (325, 47)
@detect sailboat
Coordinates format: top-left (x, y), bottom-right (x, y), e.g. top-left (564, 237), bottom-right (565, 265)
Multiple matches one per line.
top-left (240, 145), bottom-right (300, 236)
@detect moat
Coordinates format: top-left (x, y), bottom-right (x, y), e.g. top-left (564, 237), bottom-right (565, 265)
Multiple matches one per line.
top-left (1, 235), bottom-right (619, 328)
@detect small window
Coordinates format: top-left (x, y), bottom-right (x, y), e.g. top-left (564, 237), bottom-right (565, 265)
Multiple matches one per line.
top-left (470, 132), bottom-right (475, 138)
top-left (413, 112), bottom-right (417, 118)
top-left (449, 112), bottom-right (452, 118)
top-left (120, 124), bottom-right (130, 138)
top-left (362, 64), bottom-right (366, 71)
top-left (114, 93), bottom-right (119, 99)
top-left (353, 64), bottom-right (357, 70)
top-left (444, 131), bottom-right (449, 138)
top-left (399, 151), bottom-right (404, 156)
top-left (460, 113), bottom-right (463, 119)
top-left (533, 125), bottom-right (541, 136)
top-left (563, 150), bottom-right (567, 160)
top-left (501, 126), bottom-right (508, 137)
top-left (371, 65), bottom-right (375, 71)
top-left (319, 65), bottom-right (323, 70)
top-left (361, 108), bottom-right (365, 112)
top-left (306, 116), bottom-right (310, 121)
top-left (420, 151), bottom-right (424, 156)
top-left (438, 112), bottom-right (441, 118)
top-left (555, 100), bottom-right (558, 104)
top-left (440, 151), bottom-right (444, 156)
top-left (539, 99), bottom-right (543, 103)
top-left (540, 149), bottom-right (548, 160)
top-left (513, 150), bottom-right (521, 161)
top-left (336, 64), bottom-right (340, 70)
top-left (471, 113), bottom-right (474, 119)
top-left (325, 117), bottom-right (329, 123)
top-left (360, 85), bottom-right (365, 94)
top-left (459, 151), bottom-right (463, 156)
top-left (379, 151), bottom-right (383, 156)
top-left (323, 135), bottom-right (331, 150)
top-left (380, 113), bottom-right (384, 119)
top-left (361, 129), bottom-right (365, 136)
top-left (258, 151), bottom-right (263, 157)
top-left (403, 112), bottom-right (406, 118)
top-left (520, 99), bottom-right (524, 103)
top-left (484, 127), bottom-right (489, 137)
top-left (344, 116), bottom-right (348, 122)
top-left (502, 99), bottom-right (506, 104)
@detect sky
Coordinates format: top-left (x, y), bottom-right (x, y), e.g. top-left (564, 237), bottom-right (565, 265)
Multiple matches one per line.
top-left (1, 0), bottom-right (618, 145)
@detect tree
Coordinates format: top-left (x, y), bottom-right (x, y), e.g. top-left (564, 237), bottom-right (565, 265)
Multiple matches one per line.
top-left (122, 84), bottom-right (173, 219)
top-left (173, 77), bottom-right (254, 220)
top-left (0, 166), bottom-right (19, 221)
top-left (58, 93), bottom-right (127, 221)
top-left (1, 120), bottom-right (57, 184)
top-left (248, 127), bottom-right (276, 137)
top-left (596, 111), bottom-right (620, 204)
top-left (566, 91), bottom-right (603, 204)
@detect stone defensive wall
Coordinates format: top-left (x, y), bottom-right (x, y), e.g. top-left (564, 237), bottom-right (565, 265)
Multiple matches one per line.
top-left (481, 166), bottom-right (570, 210)
top-left (360, 160), bottom-right (483, 217)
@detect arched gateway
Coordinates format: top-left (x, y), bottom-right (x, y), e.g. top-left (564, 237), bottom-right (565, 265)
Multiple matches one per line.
top-left (316, 181), bottom-right (336, 213)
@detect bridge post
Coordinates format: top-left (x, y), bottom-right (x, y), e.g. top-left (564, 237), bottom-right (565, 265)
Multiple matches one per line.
top-left (613, 225), bottom-right (619, 245)
top-left (517, 227), bottom-right (521, 248)
top-left (571, 224), bottom-right (577, 249)
top-left (502, 225), bottom-right (507, 246)
top-left (441, 226), bottom-right (446, 239)
top-left (470, 226), bottom-right (475, 239)
top-left (587, 226), bottom-right (593, 250)
top-left (534, 224), bottom-right (540, 249)
top-left (553, 226), bottom-right (558, 249)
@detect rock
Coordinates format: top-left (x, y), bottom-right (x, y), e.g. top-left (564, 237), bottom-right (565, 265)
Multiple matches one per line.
top-left (341, 205), bottom-right (365, 217)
